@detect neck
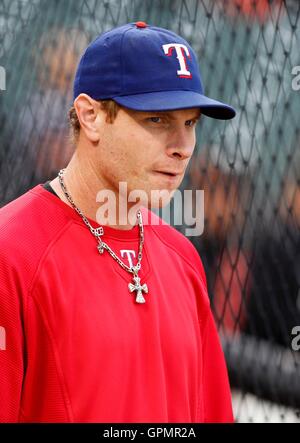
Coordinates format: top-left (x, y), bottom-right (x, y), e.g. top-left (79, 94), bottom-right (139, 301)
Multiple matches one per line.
top-left (49, 150), bottom-right (139, 230)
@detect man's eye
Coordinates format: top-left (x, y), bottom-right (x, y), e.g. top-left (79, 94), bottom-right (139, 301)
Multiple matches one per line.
top-left (148, 117), bottom-right (162, 123)
top-left (146, 117), bottom-right (198, 126)
top-left (185, 119), bottom-right (197, 127)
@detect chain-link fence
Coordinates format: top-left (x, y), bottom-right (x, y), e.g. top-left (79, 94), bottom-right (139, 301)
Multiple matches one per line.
top-left (0, 0), bottom-right (299, 423)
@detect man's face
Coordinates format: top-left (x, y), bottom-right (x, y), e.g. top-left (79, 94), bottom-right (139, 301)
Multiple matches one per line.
top-left (95, 106), bottom-right (201, 209)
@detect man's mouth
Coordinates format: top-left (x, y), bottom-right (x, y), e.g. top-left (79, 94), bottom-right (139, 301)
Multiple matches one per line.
top-left (153, 170), bottom-right (181, 177)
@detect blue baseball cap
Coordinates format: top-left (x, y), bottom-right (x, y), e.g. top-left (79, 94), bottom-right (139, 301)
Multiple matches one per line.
top-left (74, 21), bottom-right (236, 120)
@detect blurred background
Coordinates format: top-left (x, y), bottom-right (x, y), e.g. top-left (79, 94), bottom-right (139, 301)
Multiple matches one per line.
top-left (0, 0), bottom-right (299, 423)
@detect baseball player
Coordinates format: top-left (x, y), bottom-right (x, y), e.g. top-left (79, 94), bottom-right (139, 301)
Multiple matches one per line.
top-left (0, 22), bottom-right (236, 422)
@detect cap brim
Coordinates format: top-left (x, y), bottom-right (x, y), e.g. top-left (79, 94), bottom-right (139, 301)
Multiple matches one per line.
top-left (113, 90), bottom-right (236, 120)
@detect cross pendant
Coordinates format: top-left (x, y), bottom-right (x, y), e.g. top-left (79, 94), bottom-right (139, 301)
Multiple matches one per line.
top-left (128, 274), bottom-right (148, 303)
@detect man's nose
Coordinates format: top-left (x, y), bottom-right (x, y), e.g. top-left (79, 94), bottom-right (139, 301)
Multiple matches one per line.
top-left (165, 127), bottom-right (196, 160)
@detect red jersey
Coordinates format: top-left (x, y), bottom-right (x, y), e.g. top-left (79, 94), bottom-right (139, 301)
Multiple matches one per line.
top-left (0, 184), bottom-right (234, 423)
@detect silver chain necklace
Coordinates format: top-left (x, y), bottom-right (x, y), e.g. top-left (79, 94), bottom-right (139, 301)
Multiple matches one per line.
top-left (58, 169), bottom-right (148, 304)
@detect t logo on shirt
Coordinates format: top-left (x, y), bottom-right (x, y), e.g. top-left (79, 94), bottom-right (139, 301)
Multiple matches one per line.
top-left (120, 250), bottom-right (136, 268)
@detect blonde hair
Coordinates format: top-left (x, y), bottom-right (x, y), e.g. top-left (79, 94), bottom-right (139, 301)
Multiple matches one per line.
top-left (68, 99), bottom-right (121, 144)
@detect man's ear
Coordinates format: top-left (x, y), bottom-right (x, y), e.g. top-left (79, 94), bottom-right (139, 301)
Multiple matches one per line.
top-left (74, 93), bottom-right (102, 143)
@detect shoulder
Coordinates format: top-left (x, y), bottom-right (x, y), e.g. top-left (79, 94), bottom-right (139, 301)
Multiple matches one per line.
top-left (0, 184), bottom-right (69, 237)
top-left (0, 185), bottom-right (72, 282)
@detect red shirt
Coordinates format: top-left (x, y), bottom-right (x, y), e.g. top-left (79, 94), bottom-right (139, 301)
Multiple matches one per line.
top-left (0, 185), bottom-right (234, 423)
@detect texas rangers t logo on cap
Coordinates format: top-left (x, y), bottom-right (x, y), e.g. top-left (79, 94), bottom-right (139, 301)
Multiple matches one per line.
top-left (162, 43), bottom-right (192, 79)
